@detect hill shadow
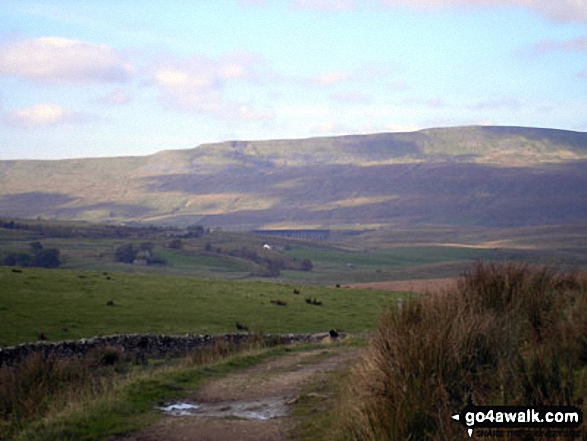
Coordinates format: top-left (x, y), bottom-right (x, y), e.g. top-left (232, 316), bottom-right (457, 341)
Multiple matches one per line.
top-left (145, 160), bottom-right (587, 228)
top-left (0, 192), bottom-right (153, 220)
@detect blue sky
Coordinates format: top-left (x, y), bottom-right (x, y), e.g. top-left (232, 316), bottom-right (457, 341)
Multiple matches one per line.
top-left (1, 0), bottom-right (586, 159)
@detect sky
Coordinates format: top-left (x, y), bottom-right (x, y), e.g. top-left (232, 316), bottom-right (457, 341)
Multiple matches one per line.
top-left (1, 0), bottom-right (587, 160)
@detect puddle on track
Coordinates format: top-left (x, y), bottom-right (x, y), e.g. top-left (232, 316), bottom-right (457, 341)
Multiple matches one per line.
top-left (157, 397), bottom-right (290, 420)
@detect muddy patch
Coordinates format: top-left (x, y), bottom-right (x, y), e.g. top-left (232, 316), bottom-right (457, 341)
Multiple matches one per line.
top-left (119, 346), bottom-right (358, 441)
top-left (157, 397), bottom-right (290, 420)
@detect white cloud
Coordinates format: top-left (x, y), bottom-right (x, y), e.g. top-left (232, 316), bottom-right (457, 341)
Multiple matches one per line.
top-left (276, 104), bottom-right (332, 118)
top-left (306, 65), bottom-right (396, 86)
top-left (0, 37), bottom-right (134, 84)
top-left (313, 121), bottom-right (350, 133)
top-left (309, 71), bottom-right (351, 86)
top-left (379, 0), bottom-right (587, 23)
top-left (530, 35), bottom-right (587, 53)
top-left (97, 89), bottom-right (132, 106)
top-left (2, 103), bottom-right (87, 128)
top-left (402, 97), bottom-right (446, 108)
top-left (468, 98), bottom-right (522, 110)
top-left (151, 53), bottom-right (273, 120)
top-left (330, 92), bottom-right (371, 104)
top-left (243, 0), bottom-right (587, 22)
top-left (292, 0), bottom-right (356, 11)
top-left (239, 0), bottom-right (268, 6)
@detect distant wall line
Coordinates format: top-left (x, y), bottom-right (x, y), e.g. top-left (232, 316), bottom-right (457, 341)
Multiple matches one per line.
top-left (0, 332), bottom-right (340, 367)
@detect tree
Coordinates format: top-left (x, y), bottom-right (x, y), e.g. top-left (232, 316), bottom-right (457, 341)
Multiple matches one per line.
top-left (300, 259), bottom-right (313, 271)
top-left (265, 259), bottom-right (284, 277)
top-left (139, 242), bottom-right (154, 253)
top-left (168, 239), bottom-right (183, 249)
top-left (32, 248), bottom-right (60, 268)
top-left (187, 225), bottom-right (205, 237)
top-left (115, 243), bottom-right (136, 263)
top-left (29, 241), bottom-right (43, 254)
top-left (3, 252), bottom-right (32, 267)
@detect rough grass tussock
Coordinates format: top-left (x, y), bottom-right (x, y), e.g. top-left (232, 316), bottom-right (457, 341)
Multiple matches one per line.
top-left (337, 263), bottom-right (587, 440)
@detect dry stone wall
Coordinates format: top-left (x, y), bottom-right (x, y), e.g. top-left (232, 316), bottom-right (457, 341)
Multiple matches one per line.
top-left (0, 332), bottom-right (339, 367)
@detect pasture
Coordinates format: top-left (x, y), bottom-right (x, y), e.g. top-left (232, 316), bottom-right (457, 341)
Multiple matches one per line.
top-left (0, 267), bottom-right (402, 346)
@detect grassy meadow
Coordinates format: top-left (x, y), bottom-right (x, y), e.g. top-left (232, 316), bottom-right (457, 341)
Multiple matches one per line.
top-left (0, 266), bottom-right (402, 346)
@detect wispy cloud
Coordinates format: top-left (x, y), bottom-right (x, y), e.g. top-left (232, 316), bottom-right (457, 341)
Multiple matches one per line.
top-left (2, 103), bottom-right (89, 128)
top-left (313, 120), bottom-right (350, 133)
top-left (305, 65), bottom-right (396, 86)
top-left (0, 37), bottom-right (134, 84)
top-left (292, 0), bottom-right (356, 11)
top-left (468, 98), bottom-right (522, 110)
top-left (379, 0), bottom-right (587, 23)
top-left (308, 71), bottom-right (351, 86)
top-left (97, 89), bottom-right (132, 106)
top-left (330, 92), bottom-right (371, 104)
top-left (239, 0), bottom-right (268, 6)
top-left (402, 97), bottom-right (446, 108)
top-left (241, 0), bottom-right (587, 22)
top-left (151, 52), bottom-right (273, 120)
top-left (530, 35), bottom-right (587, 54)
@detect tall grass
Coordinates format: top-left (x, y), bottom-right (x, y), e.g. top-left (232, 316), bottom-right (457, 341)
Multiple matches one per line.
top-left (0, 346), bottom-right (126, 439)
top-left (338, 263), bottom-right (587, 440)
top-left (0, 335), bottom-right (272, 440)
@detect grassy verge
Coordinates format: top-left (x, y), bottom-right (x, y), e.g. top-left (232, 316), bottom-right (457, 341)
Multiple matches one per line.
top-left (4, 340), bottom-right (316, 441)
top-left (289, 339), bottom-right (365, 441)
top-left (336, 263), bottom-right (587, 440)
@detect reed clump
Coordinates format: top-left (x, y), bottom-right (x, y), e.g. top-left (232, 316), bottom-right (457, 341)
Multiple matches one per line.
top-left (338, 263), bottom-right (587, 440)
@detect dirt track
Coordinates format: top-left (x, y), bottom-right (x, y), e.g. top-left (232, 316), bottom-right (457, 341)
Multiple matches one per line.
top-left (117, 344), bottom-right (357, 441)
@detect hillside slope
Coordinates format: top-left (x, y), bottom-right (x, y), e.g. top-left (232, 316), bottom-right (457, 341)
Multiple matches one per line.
top-left (1, 126), bottom-right (586, 229)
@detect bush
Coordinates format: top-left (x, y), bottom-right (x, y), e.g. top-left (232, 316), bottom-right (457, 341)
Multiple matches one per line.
top-left (300, 258), bottom-right (313, 271)
top-left (338, 263), bottom-right (587, 440)
top-left (0, 354), bottom-right (90, 439)
top-left (115, 243), bottom-right (136, 263)
top-left (3, 246), bottom-right (60, 268)
top-left (31, 248), bottom-right (60, 268)
top-left (3, 252), bottom-right (32, 267)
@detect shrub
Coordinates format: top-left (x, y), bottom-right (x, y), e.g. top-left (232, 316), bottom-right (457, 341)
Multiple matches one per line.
top-left (85, 346), bottom-right (125, 368)
top-left (115, 243), bottom-right (136, 263)
top-left (338, 263), bottom-right (587, 440)
top-left (0, 354), bottom-right (90, 438)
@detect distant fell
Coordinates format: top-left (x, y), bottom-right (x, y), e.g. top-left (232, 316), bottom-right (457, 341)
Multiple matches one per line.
top-left (1, 125), bottom-right (586, 229)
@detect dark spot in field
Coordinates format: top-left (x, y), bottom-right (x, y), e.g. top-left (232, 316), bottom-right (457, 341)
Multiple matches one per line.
top-left (293, 289), bottom-right (300, 294)
top-left (270, 299), bottom-right (287, 306)
top-left (305, 297), bottom-right (323, 306)
top-left (11, 268), bottom-right (22, 273)
top-left (106, 300), bottom-right (115, 306)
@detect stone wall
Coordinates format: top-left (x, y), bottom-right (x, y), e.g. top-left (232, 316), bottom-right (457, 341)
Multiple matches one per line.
top-left (0, 332), bottom-right (340, 367)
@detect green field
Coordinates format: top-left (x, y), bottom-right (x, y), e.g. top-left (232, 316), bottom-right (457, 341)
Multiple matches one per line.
top-left (0, 267), bottom-right (402, 346)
